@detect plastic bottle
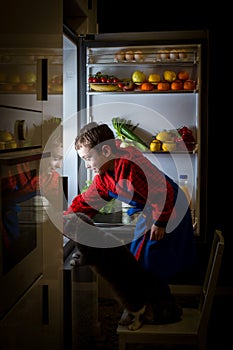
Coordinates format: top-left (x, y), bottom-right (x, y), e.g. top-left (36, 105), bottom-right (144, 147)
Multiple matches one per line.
top-left (178, 174), bottom-right (192, 207)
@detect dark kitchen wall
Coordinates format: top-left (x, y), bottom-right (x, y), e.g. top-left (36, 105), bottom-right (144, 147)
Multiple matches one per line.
top-left (97, 1), bottom-right (229, 284)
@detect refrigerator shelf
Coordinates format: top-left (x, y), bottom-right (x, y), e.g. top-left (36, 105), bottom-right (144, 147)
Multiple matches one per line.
top-left (144, 150), bottom-right (197, 155)
top-left (87, 60), bottom-right (197, 67)
top-left (87, 89), bottom-right (198, 94)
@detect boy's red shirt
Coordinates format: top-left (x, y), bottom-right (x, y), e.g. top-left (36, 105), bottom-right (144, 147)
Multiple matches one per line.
top-left (64, 143), bottom-right (176, 226)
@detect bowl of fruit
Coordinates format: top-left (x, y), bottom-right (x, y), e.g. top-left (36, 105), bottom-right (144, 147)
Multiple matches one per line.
top-left (89, 72), bottom-right (120, 92)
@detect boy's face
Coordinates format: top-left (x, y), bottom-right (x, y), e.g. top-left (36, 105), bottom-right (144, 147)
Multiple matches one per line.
top-left (78, 145), bottom-right (112, 175)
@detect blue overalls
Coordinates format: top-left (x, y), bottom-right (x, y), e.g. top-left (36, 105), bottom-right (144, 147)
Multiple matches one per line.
top-left (108, 175), bottom-right (196, 284)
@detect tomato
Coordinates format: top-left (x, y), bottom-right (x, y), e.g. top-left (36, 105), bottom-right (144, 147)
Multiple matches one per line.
top-left (106, 77), bottom-right (113, 83)
top-left (100, 76), bottom-right (107, 83)
top-left (118, 82), bottom-right (125, 89)
top-left (92, 77), bottom-right (99, 83)
top-left (113, 77), bottom-right (119, 83)
top-left (88, 76), bottom-right (94, 83)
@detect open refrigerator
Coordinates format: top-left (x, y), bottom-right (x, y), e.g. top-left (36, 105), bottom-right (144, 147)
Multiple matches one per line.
top-left (63, 29), bottom-right (209, 239)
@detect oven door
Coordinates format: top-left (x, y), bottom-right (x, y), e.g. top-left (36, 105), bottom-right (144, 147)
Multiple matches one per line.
top-left (0, 150), bottom-right (48, 319)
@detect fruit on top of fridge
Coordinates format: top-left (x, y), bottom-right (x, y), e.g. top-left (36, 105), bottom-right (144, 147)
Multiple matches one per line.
top-left (131, 70), bottom-right (146, 84)
top-left (112, 117), bottom-right (148, 151)
top-left (157, 81), bottom-right (170, 91)
top-left (177, 71), bottom-right (189, 81)
top-left (163, 70), bottom-right (177, 82)
top-left (148, 73), bottom-right (161, 84)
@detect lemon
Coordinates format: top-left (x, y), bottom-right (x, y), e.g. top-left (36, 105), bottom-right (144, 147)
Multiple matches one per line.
top-left (156, 131), bottom-right (171, 142)
top-left (150, 139), bottom-right (161, 152)
top-left (148, 73), bottom-right (161, 84)
top-left (163, 70), bottom-right (177, 82)
top-left (162, 141), bottom-right (176, 152)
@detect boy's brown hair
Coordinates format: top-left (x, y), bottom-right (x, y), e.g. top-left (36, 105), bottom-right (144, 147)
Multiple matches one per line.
top-left (75, 122), bottom-right (116, 152)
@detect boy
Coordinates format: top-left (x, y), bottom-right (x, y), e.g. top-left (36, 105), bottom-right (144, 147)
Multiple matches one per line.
top-left (64, 121), bottom-right (196, 324)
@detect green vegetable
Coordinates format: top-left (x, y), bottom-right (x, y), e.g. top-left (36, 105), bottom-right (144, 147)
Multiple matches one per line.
top-left (112, 117), bottom-right (148, 151)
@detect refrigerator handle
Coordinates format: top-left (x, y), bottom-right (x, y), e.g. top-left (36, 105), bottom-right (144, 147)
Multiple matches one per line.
top-left (37, 58), bottom-right (48, 101)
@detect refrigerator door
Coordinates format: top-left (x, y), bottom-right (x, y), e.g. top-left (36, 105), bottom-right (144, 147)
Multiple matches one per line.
top-left (77, 30), bottom-right (209, 238)
top-left (63, 32), bottom-right (79, 208)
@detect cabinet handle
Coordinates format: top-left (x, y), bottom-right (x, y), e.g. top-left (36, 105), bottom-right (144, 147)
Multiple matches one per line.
top-left (37, 58), bottom-right (48, 101)
top-left (42, 284), bottom-right (49, 325)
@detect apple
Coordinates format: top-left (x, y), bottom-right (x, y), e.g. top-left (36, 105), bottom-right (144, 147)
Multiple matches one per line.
top-left (131, 70), bottom-right (146, 84)
top-left (123, 82), bottom-right (135, 91)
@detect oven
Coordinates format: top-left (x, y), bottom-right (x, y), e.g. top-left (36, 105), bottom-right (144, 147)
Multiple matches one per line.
top-left (0, 149), bottom-right (49, 319)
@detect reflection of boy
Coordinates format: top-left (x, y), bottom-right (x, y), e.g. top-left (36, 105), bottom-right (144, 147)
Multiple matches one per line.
top-left (2, 128), bottom-right (63, 246)
top-left (2, 163), bottom-right (37, 246)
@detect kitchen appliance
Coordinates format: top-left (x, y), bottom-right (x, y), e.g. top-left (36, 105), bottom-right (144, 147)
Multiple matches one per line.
top-left (0, 149), bottom-right (48, 319)
top-left (0, 46), bottom-right (63, 320)
top-left (63, 28), bottom-right (209, 239)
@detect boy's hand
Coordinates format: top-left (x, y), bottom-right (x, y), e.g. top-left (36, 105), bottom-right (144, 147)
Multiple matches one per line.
top-left (150, 224), bottom-right (165, 241)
